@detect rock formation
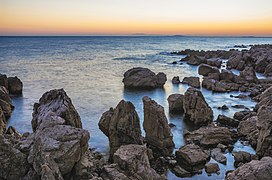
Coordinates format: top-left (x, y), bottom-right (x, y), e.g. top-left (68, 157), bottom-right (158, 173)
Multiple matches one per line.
top-left (181, 77), bottom-right (200, 88)
top-left (7, 76), bottom-right (23, 95)
top-left (167, 94), bottom-right (184, 113)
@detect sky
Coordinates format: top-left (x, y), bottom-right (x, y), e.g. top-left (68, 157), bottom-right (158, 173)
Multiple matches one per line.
top-left (0, 0), bottom-right (272, 36)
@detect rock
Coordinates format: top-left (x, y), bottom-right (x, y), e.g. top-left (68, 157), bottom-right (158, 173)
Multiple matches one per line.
top-left (264, 64), bottom-right (272, 76)
top-left (217, 143), bottom-right (228, 152)
top-left (184, 126), bottom-right (236, 147)
top-left (217, 115), bottom-right (240, 127)
top-left (234, 45), bottom-right (247, 48)
top-left (218, 104), bottom-right (229, 110)
top-left (205, 163), bottom-right (220, 174)
top-left (238, 116), bottom-right (258, 147)
top-left (98, 100), bottom-right (143, 161)
top-left (175, 144), bottom-right (210, 173)
top-left (211, 148), bottom-right (227, 164)
top-left (181, 77), bottom-right (200, 88)
top-left (143, 96), bottom-right (174, 156)
top-left (5, 126), bottom-right (22, 139)
top-left (220, 69), bottom-right (235, 82)
top-left (231, 105), bottom-right (248, 109)
top-left (239, 66), bottom-right (258, 83)
top-left (0, 107), bottom-right (5, 134)
top-left (170, 165), bottom-right (191, 178)
top-left (233, 111), bottom-right (253, 121)
top-left (233, 151), bottom-right (252, 168)
top-left (7, 76), bottom-right (23, 95)
top-left (172, 61), bottom-right (177, 64)
top-left (0, 135), bottom-right (31, 180)
top-left (198, 64), bottom-right (220, 76)
top-left (112, 144), bottom-right (162, 180)
top-left (32, 89), bottom-right (82, 132)
top-left (256, 105), bottom-right (272, 157)
top-left (0, 86), bottom-right (14, 118)
top-left (207, 58), bottom-right (222, 68)
top-left (233, 94), bottom-right (248, 99)
top-left (226, 157), bottom-right (272, 180)
top-left (28, 124), bottom-right (90, 177)
top-left (167, 94), bottom-right (184, 113)
top-left (172, 76), bottom-right (180, 84)
top-left (122, 67), bottom-right (167, 89)
top-left (169, 123), bottom-right (176, 128)
top-left (183, 87), bottom-right (213, 126)
top-left (227, 52), bottom-right (242, 69)
top-left (0, 74), bottom-right (8, 90)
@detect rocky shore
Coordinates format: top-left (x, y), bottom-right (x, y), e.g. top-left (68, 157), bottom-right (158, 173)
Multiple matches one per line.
top-left (0, 44), bottom-right (272, 180)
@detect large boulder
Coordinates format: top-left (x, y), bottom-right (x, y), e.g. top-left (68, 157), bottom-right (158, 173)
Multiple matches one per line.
top-left (167, 94), bottom-right (184, 113)
top-left (233, 151), bottom-right (252, 168)
top-left (256, 105), bottom-right (272, 157)
top-left (238, 66), bottom-right (258, 83)
top-left (110, 144), bottom-right (162, 180)
top-left (237, 116), bottom-right (258, 148)
top-left (0, 135), bottom-right (31, 180)
top-left (216, 115), bottom-right (240, 128)
top-left (122, 67), bottom-right (167, 89)
top-left (181, 77), bottom-right (200, 88)
top-left (175, 144), bottom-right (210, 173)
top-left (183, 88), bottom-right (213, 126)
top-left (184, 126), bottom-right (236, 147)
top-left (32, 89), bottom-right (82, 132)
top-left (198, 64), bottom-right (220, 76)
top-left (143, 96), bottom-right (174, 156)
top-left (226, 157), bottom-right (272, 180)
top-left (7, 76), bottom-right (23, 95)
top-left (98, 100), bottom-right (143, 161)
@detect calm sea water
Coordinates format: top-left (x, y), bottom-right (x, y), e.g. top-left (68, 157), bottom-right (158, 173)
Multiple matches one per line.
top-left (1, 36), bottom-right (272, 179)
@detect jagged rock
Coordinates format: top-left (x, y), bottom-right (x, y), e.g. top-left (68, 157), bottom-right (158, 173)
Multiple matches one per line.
top-left (254, 86), bottom-right (272, 111)
top-left (256, 105), bottom-right (272, 157)
top-left (211, 148), bottom-right (227, 164)
top-left (217, 104), bottom-right (229, 110)
top-left (238, 116), bottom-right (258, 147)
top-left (226, 157), bottom-right (272, 180)
top-left (5, 126), bottom-right (22, 139)
top-left (233, 111), bottom-right (254, 121)
top-left (207, 58), bottom-right (222, 68)
top-left (238, 66), bottom-right (258, 83)
top-left (167, 94), bottom-right (184, 113)
top-left (217, 115), bottom-right (240, 127)
top-left (122, 67), bottom-right (167, 89)
top-left (28, 124), bottom-right (90, 177)
top-left (111, 144), bottom-right (162, 180)
top-left (205, 163), bottom-right (220, 174)
top-left (219, 69), bottom-right (235, 82)
top-left (233, 151), bottom-right (252, 168)
top-left (184, 126), bottom-right (236, 147)
top-left (172, 76), bottom-right (180, 84)
top-left (264, 64), bottom-right (272, 76)
top-left (7, 76), bottom-right (23, 95)
top-left (0, 107), bottom-right (6, 134)
top-left (98, 100), bottom-right (143, 161)
top-left (175, 144), bottom-right (210, 173)
top-left (181, 77), bottom-right (200, 88)
top-left (0, 135), bottom-right (31, 180)
top-left (0, 86), bottom-right (14, 118)
top-left (143, 96), bottom-right (174, 156)
top-left (0, 74), bottom-right (8, 90)
top-left (32, 89), bottom-right (82, 132)
top-left (198, 64), bottom-right (220, 76)
top-left (183, 88), bottom-right (213, 126)
top-left (170, 165), bottom-right (191, 178)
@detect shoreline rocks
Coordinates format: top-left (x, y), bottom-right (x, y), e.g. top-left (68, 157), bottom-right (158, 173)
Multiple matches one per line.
top-left (181, 77), bottom-right (200, 88)
top-left (167, 94), bottom-right (184, 113)
top-left (123, 67), bottom-right (167, 89)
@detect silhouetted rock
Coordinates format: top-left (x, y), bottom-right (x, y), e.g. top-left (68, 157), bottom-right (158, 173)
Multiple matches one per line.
top-left (181, 77), bottom-right (200, 88)
top-left (32, 89), bottom-right (82, 132)
top-left (98, 100), bottom-right (143, 161)
top-left (183, 88), bottom-right (213, 126)
top-left (123, 67), bottom-right (167, 89)
top-left (7, 76), bottom-right (23, 95)
top-left (226, 157), bottom-right (272, 180)
top-left (143, 96), bottom-right (174, 156)
top-left (167, 94), bottom-right (184, 113)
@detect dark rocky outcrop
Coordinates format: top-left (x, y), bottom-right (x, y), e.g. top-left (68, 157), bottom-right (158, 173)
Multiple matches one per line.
top-left (184, 126), bottom-right (236, 148)
top-left (0, 74), bottom-right (8, 90)
top-left (143, 96), bottom-right (174, 156)
top-left (233, 151), bottom-right (253, 168)
top-left (183, 88), bottom-right (213, 126)
top-left (32, 89), bottom-right (82, 132)
top-left (198, 64), bottom-right (220, 76)
top-left (226, 157), bottom-right (272, 180)
top-left (181, 77), bottom-right (200, 88)
top-left (167, 94), bottom-right (184, 113)
top-left (172, 76), bottom-right (180, 84)
top-left (0, 86), bottom-right (14, 119)
top-left (99, 100), bottom-right (143, 161)
top-left (175, 144), bottom-right (210, 173)
top-left (217, 115), bottom-right (240, 128)
top-left (7, 76), bottom-right (23, 95)
top-left (237, 116), bottom-right (258, 148)
top-left (123, 67), bottom-right (167, 89)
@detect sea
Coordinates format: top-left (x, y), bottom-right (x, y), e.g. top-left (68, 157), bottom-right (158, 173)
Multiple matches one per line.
top-left (1, 36), bottom-right (272, 179)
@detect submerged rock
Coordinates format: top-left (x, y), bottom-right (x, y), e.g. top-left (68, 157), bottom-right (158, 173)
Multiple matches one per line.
top-left (32, 89), bottom-right (82, 132)
top-left (226, 157), bottom-right (272, 180)
top-left (167, 94), bottom-right (184, 113)
top-left (7, 76), bottom-right (23, 95)
top-left (175, 144), bottom-right (210, 173)
top-left (181, 77), bottom-right (200, 88)
top-left (98, 100), bottom-right (143, 161)
top-left (183, 87), bottom-right (213, 126)
top-left (143, 96), bottom-right (174, 156)
top-left (123, 67), bottom-right (167, 89)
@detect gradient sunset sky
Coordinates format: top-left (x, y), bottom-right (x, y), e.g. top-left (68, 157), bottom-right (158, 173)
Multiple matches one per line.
top-left (1, 0), bottom-right (272, 36)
